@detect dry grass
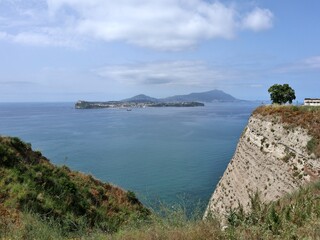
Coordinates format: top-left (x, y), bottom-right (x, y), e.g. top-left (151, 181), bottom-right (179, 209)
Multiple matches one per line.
top-left (109, 218), bottom-right (222, 240)
top-left (253, 105), bottom-right (320, 156)
top-left (0, 204), bottom-right (21, 237)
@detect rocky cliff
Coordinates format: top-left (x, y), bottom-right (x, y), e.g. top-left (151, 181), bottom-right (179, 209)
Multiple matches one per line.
top-left (204, 105), bottom-right (320, 220)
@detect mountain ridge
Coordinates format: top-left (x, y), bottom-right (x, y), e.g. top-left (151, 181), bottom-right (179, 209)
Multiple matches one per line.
top-left (161, 89), bottom-right (237, 102)
top-left (122, 89), bottom-right (238, 103)
top-left (122, 94), bottom-right (159, 103)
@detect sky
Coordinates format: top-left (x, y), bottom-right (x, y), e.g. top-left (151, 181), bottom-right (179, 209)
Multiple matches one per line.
top-left (0, 0), bottom-right (319, 102)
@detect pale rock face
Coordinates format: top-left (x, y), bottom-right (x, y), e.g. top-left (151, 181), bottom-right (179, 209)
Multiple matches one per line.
top-left (204, 115), bottom-right (320, 220)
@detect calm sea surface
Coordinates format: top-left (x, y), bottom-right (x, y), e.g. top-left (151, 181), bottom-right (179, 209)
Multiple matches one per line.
top-left (0, 102), bottom-right (259, 212)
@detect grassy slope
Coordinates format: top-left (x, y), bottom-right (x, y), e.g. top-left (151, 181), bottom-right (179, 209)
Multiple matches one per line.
top-left (1, 179), bottom-right (319, 239)
top-left (0, 136), bottom-right (149, 237)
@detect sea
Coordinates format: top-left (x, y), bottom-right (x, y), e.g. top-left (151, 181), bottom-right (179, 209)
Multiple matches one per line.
top-left (0, 101), bottom-right (259, 212)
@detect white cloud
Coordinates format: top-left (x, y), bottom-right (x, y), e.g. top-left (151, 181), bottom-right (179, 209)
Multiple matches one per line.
top-left (0, 0), bottom-right (78, 47)
top-left (94, 61), bottom-right (231, 87)
top-left (0, 28), bottom-right (80, 48)
top-left (242, 8), bottom-right (273, 32)
top-left (46, 1), bottom-right (272, 50)
top-left (0, 31), bottom-right (9, 40)
top-left (13, 29), bottom-right (80, 48)
top-left (0, 0), bottom-right (274, 50)
top-left (13, 32), bottom-right (57, 46)
top-left (302, 56), bottom-right (320, 69)
top-left (275, 56), bottom-right (320, 73)
top-left (47, 0), bottom-right (240, 50)
top-left (249, 84), bottom-right (263, 88)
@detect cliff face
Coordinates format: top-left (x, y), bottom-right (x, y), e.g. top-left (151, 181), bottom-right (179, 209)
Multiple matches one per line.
top-left (204, 108), bottom-right (320, 219)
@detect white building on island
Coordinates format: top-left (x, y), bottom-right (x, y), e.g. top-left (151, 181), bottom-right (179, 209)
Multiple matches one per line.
top-left (304, 98), bottom-right (320, 106)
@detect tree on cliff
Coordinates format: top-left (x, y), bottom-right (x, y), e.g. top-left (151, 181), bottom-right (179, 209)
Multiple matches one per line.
top-left (268, 84), bottom-right (296, 104)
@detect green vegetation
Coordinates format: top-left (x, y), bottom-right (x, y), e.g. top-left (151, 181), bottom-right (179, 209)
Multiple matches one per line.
top-left (307, 137), bottom-right (318, 155)
top-left (254, 105), bottom-right (320, 157)
top-left (1, 135), bottom-right (320, 239)
top-left (1, 181), bottom-right (319, 239)
top-left (107, 181), bottom-right (317, 239)
top-left (268, 84), bottom-right (296, 104)
top-left (0, 136), bottom-right (149, 237)
top-left (228, 181), bottom-right (320, 239)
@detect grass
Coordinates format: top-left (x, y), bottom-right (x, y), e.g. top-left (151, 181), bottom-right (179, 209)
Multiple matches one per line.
top-left (228, 181), bottom-right (320, 239)
top-left (109, 181), bottom-right (320, 240)
top-left (253, 105), bottom-right (320, 157)
top-left (0, 136), bottom-right (150, 236)
top-left (1, 180), bottom-right (319, 239)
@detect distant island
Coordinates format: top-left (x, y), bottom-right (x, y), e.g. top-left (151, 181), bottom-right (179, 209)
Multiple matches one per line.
top-left (75, 89), bottom-right (237, 109)
top-left (75, 100), bottom-right (204, 109)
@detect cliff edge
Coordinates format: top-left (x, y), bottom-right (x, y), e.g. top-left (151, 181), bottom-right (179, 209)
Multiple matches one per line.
top-left (204, 105), bottom-right (320, 220)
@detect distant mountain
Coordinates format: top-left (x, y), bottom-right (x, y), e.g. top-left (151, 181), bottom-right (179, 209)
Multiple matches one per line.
top-left (161, 90), bottom-right (237, 102)
top-left (122, 94), bottom-right (159, 103)
top-left (122, 90), bottom-right (238, 103)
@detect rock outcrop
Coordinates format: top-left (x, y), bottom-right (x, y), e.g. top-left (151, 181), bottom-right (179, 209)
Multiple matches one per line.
top-left (204, 108), bottom-right (320, 220)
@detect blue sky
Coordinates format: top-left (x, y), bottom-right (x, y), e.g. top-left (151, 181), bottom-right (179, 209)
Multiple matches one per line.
top-left (0, 0), bottom-right (319, 102)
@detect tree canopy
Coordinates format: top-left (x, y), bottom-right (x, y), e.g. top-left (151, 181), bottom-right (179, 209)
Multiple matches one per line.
top-left (268, 84), bottom-right (296, 104)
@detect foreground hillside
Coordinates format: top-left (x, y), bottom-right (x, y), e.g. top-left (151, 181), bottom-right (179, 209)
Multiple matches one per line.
top-left (1, 175), bottom-right (319, 239)
top-left (0, 136), bottom-right (149, 237)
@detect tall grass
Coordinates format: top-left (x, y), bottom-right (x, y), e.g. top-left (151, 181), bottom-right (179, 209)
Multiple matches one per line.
top-left (106, 180), bottom-right (320, 240)
top-left (2, 181), bottom-right (319, 240)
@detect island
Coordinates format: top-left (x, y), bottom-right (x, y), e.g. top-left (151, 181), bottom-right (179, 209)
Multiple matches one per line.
top-left (75, 100), bottom-right (204, 109)
top-left (74, 89), bottom-right (243, 109)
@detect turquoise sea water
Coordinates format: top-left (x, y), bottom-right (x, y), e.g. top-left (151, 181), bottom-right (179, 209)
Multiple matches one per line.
top-left (0, 102), bottom-right (258, 211)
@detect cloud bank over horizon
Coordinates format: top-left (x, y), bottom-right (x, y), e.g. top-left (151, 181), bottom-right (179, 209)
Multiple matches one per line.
top-left (95, 61), bottom-right (229, 87)
top-left (0, 0), bottom-right (274, 50)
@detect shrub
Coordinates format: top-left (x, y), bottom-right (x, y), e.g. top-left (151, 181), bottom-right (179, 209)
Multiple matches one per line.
top-left (127, 191), bottom-right (139, 204)
top-left (268, 84), bottom-right (296, 104)
top-left (307, 137), bottom-right (317, 154)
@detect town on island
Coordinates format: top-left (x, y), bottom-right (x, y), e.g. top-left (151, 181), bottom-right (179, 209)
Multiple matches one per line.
top-left (75, 100), bottom-right (204, 109)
